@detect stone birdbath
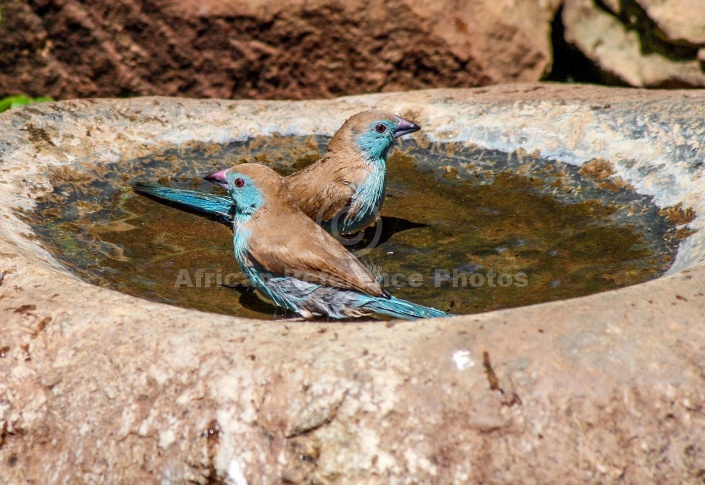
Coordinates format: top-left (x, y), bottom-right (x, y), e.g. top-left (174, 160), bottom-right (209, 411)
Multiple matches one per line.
top-left (1, 84), bottom-right (705, 483)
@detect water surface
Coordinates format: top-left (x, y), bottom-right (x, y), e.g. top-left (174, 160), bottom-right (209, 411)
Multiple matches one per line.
top-left (27, 136), bottom-right (681, 320)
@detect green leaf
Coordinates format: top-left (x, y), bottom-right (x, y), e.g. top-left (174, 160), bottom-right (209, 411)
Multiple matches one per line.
top-left (0, 95), bottom-right (54, 114)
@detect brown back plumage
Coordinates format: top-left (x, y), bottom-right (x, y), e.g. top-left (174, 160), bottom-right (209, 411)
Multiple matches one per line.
top-left (233, 164), bottom-right (386, 297)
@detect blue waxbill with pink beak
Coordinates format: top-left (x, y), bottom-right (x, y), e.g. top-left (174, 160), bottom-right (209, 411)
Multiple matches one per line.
top-left (221, 163), bottom-right (450, 320)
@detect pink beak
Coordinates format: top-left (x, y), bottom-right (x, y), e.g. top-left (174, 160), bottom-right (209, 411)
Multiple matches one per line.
top-left (204, 168), bottom-right (229, 189)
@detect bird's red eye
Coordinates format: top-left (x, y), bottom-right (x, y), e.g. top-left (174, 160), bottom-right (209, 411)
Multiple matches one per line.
top-left (375, 123), bottom-right (387, 133)
top-left (234, 178), bottom-right (245, 188)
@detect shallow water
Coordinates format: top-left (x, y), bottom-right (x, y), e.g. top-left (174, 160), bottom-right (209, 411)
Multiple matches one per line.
top-left (28, 136), bottom-right (681, 320)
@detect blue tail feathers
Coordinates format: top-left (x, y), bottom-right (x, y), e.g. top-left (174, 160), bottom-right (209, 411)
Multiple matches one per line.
top-left (134, 183), bottom-right (234, 221)
top-left (365, 295), bottom-right (451, 320)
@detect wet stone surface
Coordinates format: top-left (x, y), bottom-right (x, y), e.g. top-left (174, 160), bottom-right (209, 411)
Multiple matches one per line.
top-left (27, 135), bottom-right (680, 319)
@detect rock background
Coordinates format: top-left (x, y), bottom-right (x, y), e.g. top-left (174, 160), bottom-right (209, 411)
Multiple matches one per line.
top-left (0, 0), bottom-right (558, 100)
top-left (3, 0), bottom-right (705, 98)
top-left (562, 0), bottom-right (705, 87)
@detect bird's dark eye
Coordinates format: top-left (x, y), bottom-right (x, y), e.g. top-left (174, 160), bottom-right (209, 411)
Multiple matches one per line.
top-left (234, 178), bottom-right (245, 188)
top-left (375, 123), bottom-right (387, 134)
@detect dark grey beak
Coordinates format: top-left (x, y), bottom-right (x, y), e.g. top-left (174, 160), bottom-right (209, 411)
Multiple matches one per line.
top-left (204, 168), bottom-right (229, 189)
top-left (394, 116), bottom-right (421, 139)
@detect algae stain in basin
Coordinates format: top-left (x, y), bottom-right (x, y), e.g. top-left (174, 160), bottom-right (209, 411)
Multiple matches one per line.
top-left (27, 136), bottom-right (681, 320)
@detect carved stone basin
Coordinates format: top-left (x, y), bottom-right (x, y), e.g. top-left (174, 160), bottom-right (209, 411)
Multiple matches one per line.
top-left (1, 85), bottom-right (704, 483)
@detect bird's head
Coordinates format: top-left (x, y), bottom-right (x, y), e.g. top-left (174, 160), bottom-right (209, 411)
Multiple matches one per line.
top-left (205, 165), bottom-right (267, 217)
top-left (205, 163), bottom-right (294, 219)
top-left (332, 110), bottom-right (421, 161)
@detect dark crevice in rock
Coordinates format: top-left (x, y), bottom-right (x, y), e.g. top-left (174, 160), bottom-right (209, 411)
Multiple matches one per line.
top-left (597, 0), bottom-right (702, 56)
top-left (546, 4), bottom-right (627, 86)
top-left (592, 0), bottom-right (705, 88)
top-left (548, 0), bottom-right (705, 88)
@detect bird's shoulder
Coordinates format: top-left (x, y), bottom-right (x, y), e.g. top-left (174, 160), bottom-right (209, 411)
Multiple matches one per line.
top-left (286, 153), bottom-right (371, 221)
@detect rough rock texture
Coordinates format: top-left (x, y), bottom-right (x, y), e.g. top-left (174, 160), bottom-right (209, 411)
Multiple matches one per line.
top-left (563, 0), bottom-right (705, 87)
top-left (631, 0), bottom-right (705, 44)
top-left (3, 0), bottom-right (705, 97)
top-left (2, 85), bottom-right (705, 482)
top-left (0, 0), bottom-right (559, 101)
